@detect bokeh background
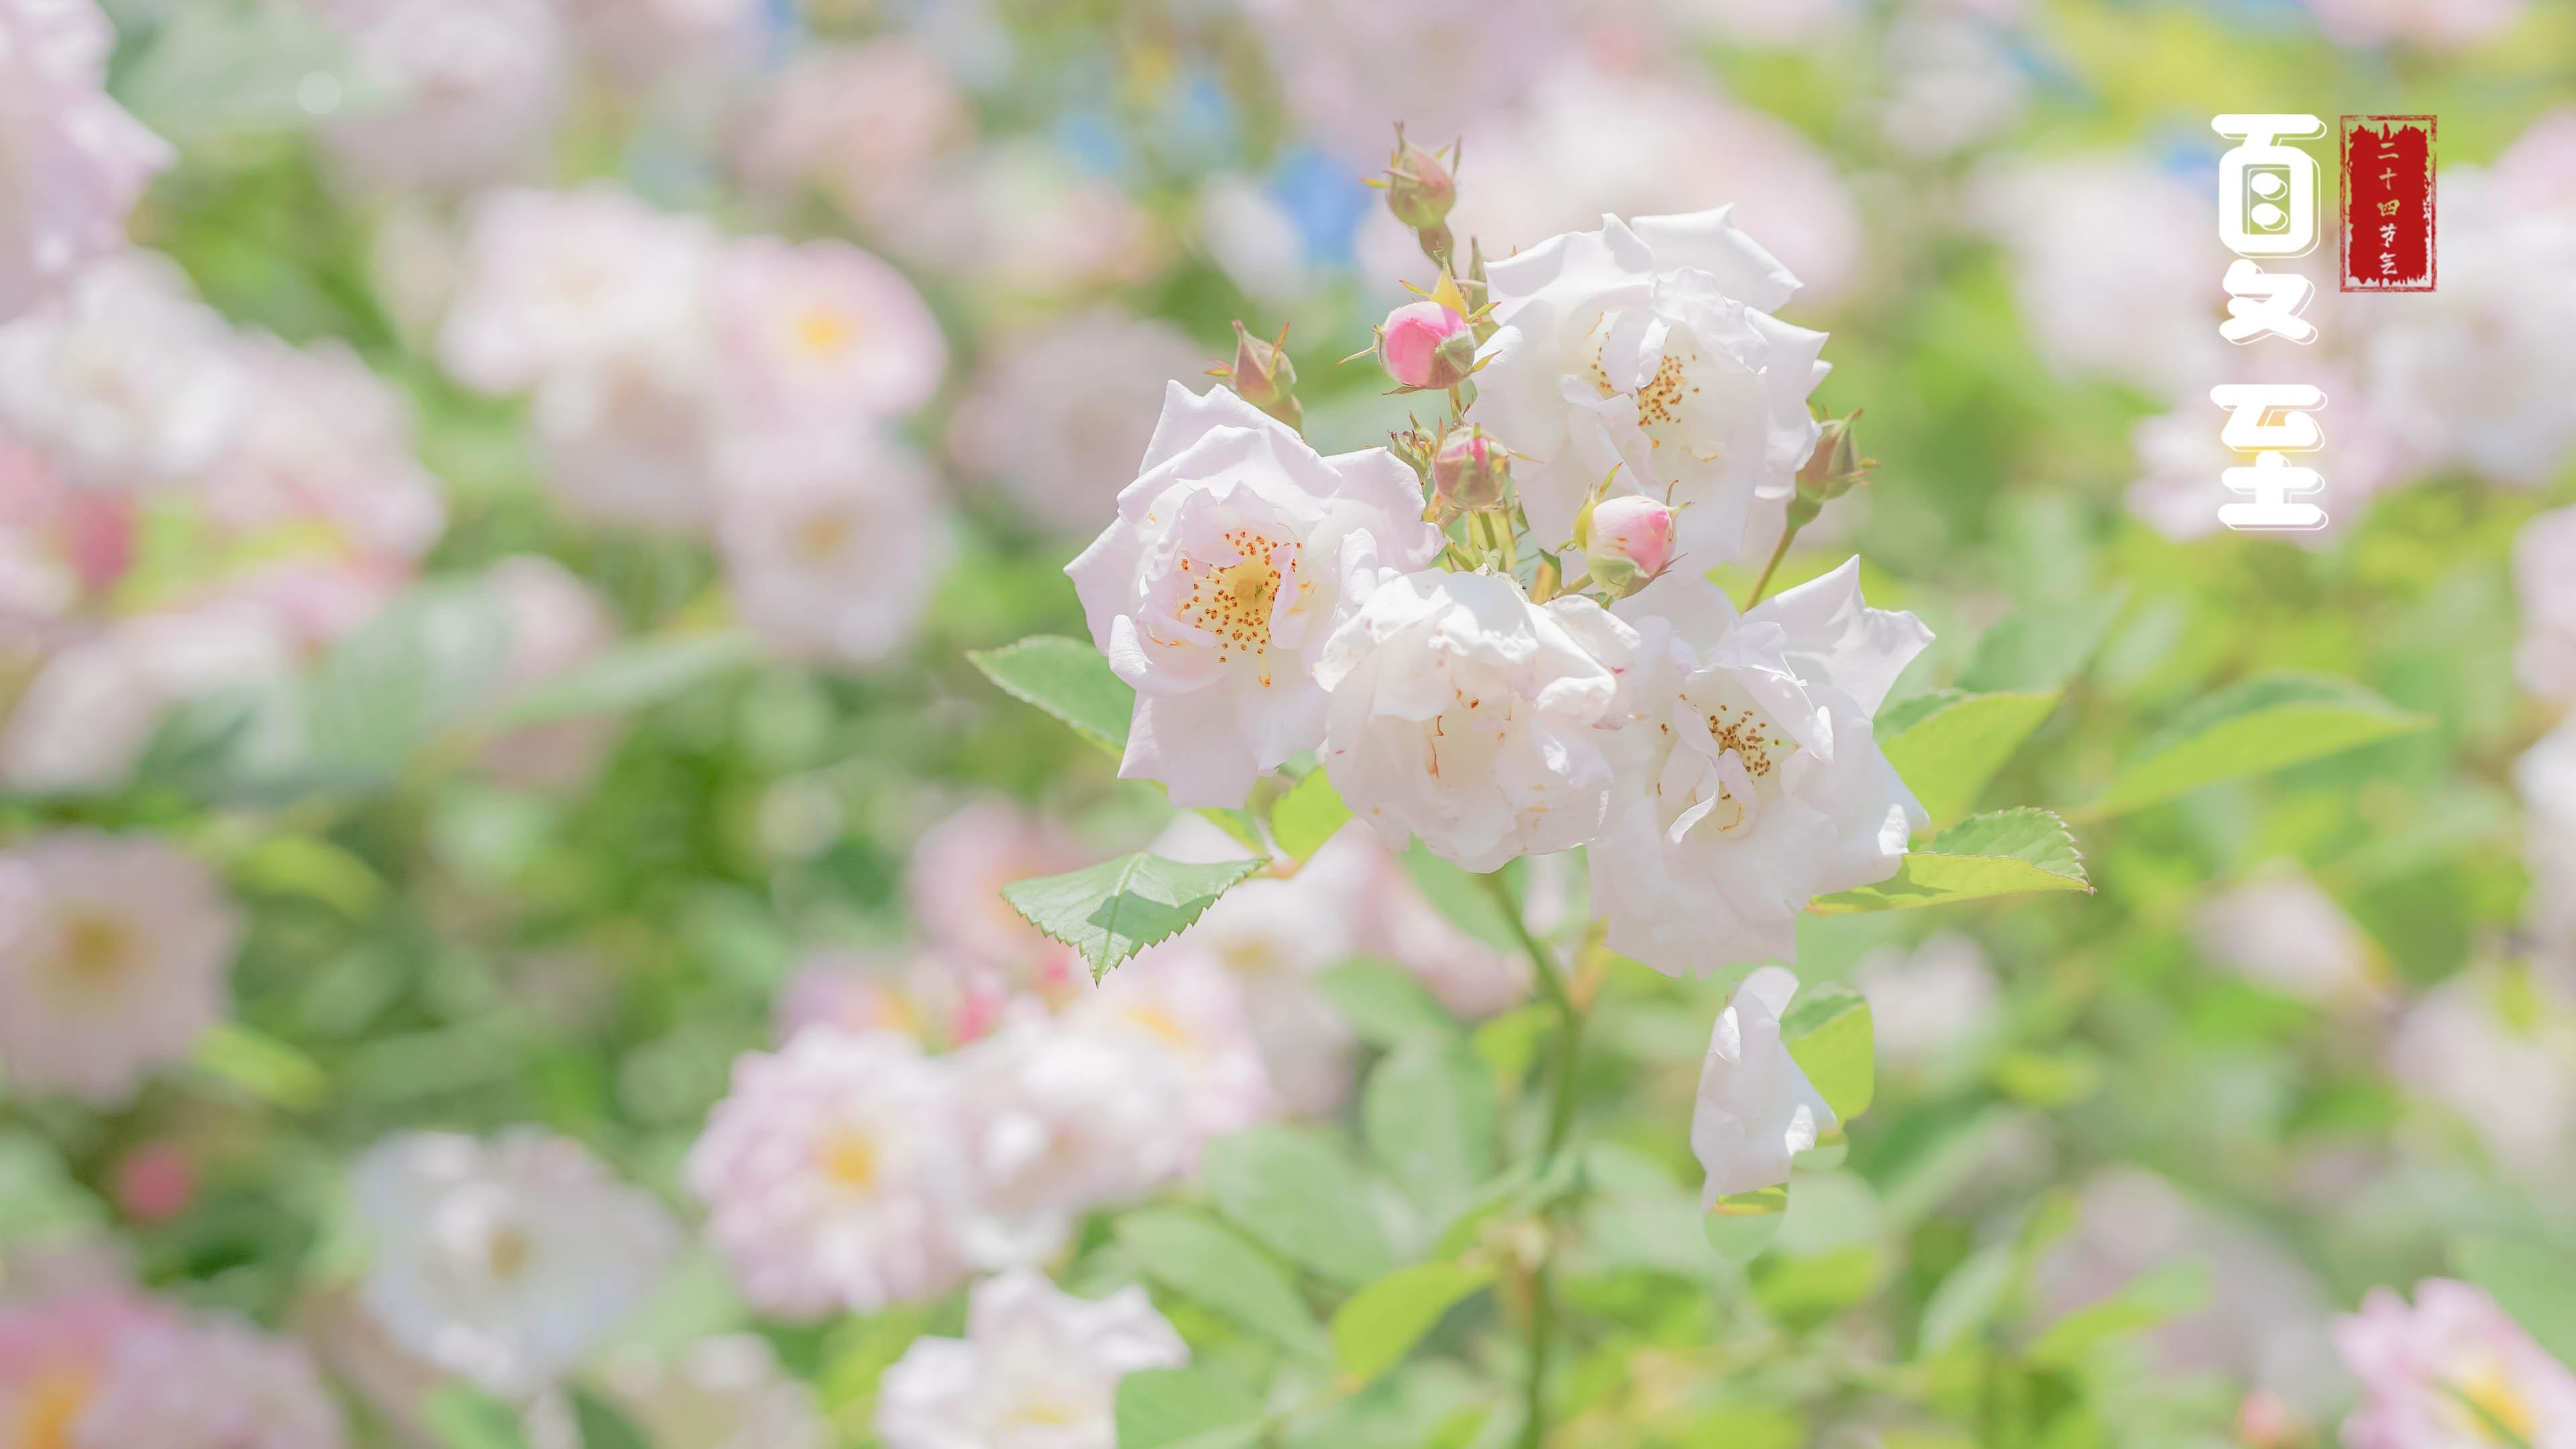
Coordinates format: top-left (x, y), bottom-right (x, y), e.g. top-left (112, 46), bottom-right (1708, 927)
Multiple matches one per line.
top-left (5, 0), bottom-right (2576, 1445)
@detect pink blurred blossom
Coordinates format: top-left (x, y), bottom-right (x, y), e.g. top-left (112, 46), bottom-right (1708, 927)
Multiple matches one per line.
top-left (1071, 947), bottom-right (1279, 1151)
top-left (736, 40), bottom-right (971, 222)
top-left (712, 426), bottom-right (950, 667)
top-left (564, 0), bottom-right (763, 76)
top-left (0, 1284), bottom-right (178, 1446)
top-left (73, 1308), bottom-right (345, 1449)
top-left (710, 237), bottom-right (946, 425)
top-left (906, 800), bottom-right (1085, 986)
top-left (2352, 161), bottom-right (2576, 488)
top-left (1236, 0), bottom-right (1587, 162)
top-left (0, 0), bottom-right (174, 320)
top-left (2192, 871), bottom-right (2388, 1008)
top-left (113, 1143), bottom-right (197, 1225)
top-left (882, 141), bottom-right (1163, 300)
top-left (2332, 1278), bottom-right (2576, 1449)
top-left (2388, 965), bottom-right (2576, 1183)
top-left (2518, 505), bottom-right (2576, 704)
top-left (945, 308), bottom-right (1205, 535)
top-left (686, 1028), bottom-right (970, 1320)
top-left (0, 830), bottom-right (241, 1104)
top-left (439, 186), bottom-right (717, 398)
top-left (775, 949), bottom-right (932, 1046)
top-left (0, 252), bottom-right (250, 490)
top-left (2306, 0), bottom-right (2522, 50)
top-left (305, 0), bottom-right (571, 189)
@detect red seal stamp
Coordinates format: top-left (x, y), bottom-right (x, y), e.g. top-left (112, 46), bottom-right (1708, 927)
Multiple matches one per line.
top-left (2341, 115), bottom-right (2435, 292)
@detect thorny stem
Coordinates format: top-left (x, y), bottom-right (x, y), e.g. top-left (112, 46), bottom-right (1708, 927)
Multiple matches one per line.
top-left (1478, 869), bottom-right (1586, 1449)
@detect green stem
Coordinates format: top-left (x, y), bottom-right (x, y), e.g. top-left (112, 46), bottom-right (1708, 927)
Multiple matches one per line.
top-left (1477, 871), bottom-right (1586, 1449)
top-left (1746, 523), bottom-right (1796, 609)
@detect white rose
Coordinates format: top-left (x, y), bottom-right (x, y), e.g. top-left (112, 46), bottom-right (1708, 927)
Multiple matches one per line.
top-left (1693, 965), bottom-right (1835, 1205)
top-left (351, 1130), bottom-right (682, 1397)
top-left (1316, 568), bottom-right (1640, 873)
top-left (1474, 207), bottom-right (1829, 564)
top-left (1594, 559), bottom-right (1929, 973)
top-left (875, 1269), bottom-right (1187, 1449)
top-left (1066, 382), bottom-right (1440, 808)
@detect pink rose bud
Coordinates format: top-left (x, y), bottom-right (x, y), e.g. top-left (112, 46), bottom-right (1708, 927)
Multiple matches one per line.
top-left (1432, 425), bottom-right (1511, 512)
top-left (115, 1143), bottom-right (196, 1224)
top-left (1378, 301), bottom-right (1476, 391)
top-left (1581, 494), bottom-right (1677, 594)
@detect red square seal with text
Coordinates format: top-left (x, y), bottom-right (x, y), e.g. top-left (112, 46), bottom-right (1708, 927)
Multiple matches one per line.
top-left (2341, 115), bottom-right (2436, 292)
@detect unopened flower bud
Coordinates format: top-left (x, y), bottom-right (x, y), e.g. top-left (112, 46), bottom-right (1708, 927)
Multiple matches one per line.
top-left (1381, 128), bottom-right (1457, 231)
top-left (1214, 319), bottom-right (1301, 430)
top-left (1432, 425), bottom-right (1511, 512)
top-left (1378, 300), bottom-right (1477, 391)
top-left (1576, 494), bottom-right (1676, 596)
top-left (1795, 411), bottom-right (1869, 502)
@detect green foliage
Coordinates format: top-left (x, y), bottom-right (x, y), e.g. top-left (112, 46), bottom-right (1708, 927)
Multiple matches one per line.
top-left (1114, 1367), bottom-right (1267, 1449)
top-left (1362, 1042), bottom-right (1498, 1223)
top-left (1202, 1128), bottom-right (1395, 1288)
top-left (1809, 808), bottom-right (2090, 912)
top-left (1330, 1262), bottom-right (1495, 1383)
top-left (493, 632), bottom-right (758, 729)
top-left (567, 1392), bottom-right (655, 1449)
top-left (1269, 768), bottom-right (1354, 861)
top-left (1780, 982), bottom-right (1874, 1121)
top-left (2455, 1235), bottom-right (2576, 1370)
top-left (967, 635), bottom-right (1135, 754)
top-left (1116, 1210), bottom-right (1331, 1362)
top-left (2084, 672), bottom-right (2433, 817)
top-left (421, 1389), bottom-right (532, 1449)
top-left (1878, 689), bottom-right (2061, 824)
top-left (1000, 853), bottom-right (1265, 979)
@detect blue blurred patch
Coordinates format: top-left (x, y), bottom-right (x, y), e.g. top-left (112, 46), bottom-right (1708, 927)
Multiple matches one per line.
top-left (1267, 148), bottom-right (1373, 271)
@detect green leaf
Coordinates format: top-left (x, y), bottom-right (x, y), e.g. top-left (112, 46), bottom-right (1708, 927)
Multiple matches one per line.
top-left (1918, 1244), bottom-right (2016, 1353)
top-left (1317, 961), bottom-right (1460, 1046)
top-left (1957, 590), bottom-right (2124, 693)
top-left (1363, 1042), bottom-right (1498, 1222)
top-left (966, 635), bottom-right (1134, 753)
top-left (568, 1391), bottom-right (655, 1449)
top-left (301, 583), bottom-right (516, 788)
top-left (1809, 808), bottom-right (2090, 913)
top-left (1330, 1261), bottom-right (1495, 1383)
top-left (1115, 1210), bottom-right (1330, 1362)
top-left (2083, 672), bottom-right (2433, 818)
top-left (493, 631), bottom-right (756, 729)
top-left (1269, 769), bottom-right (1353, 861)
top-left (1001, 853), bottom-right (1265, 981)
top-left (1203, 1127), bottom-right (1394, 1288)
top-left (1114, 1366), bottom-right (1266, 1449)
top-left (1703, 1185), bottom-right (1788, 1262)
top-left (2027, 1262), bottom-right (2206, 1366)
top-left (1400, 847), bottom-right (1519, 953)
top-left (421, 1389), bottom-right (532, 1449)
top-left (2456, 1235), bottom-right (2576, 1371)
top-left (1780, 983), bottom-right (1874, 1120)
top-left (189, 1023), bottom-right (330, 1111)
top-left (1878, 690), bottom-right (2061, 824)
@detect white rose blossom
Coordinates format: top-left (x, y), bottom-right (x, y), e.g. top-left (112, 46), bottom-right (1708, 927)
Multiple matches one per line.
top-left (875, 1269), bottom-right (1187, 1449)
top-left (352, 1130), bottom-right (682, 1397)
top-left (1317, 568), bottom-right (1640, 872)
top-left (1693, 965), bottom-right (1836, 1204)
top-left (1474, 207), bottom-right (1829, 563)
top-left (1067, 382), bottom-right (1441, 807)
top-left (1594, 559), bottom-right (1931, 973)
